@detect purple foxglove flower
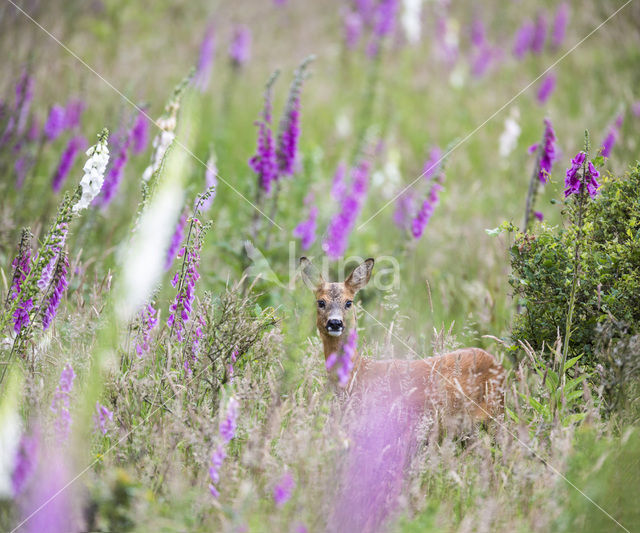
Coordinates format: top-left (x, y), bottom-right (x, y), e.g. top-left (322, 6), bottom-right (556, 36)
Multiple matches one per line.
top-left (471, 45), bottom-right (493, 77)
top-left (323, 158), bottom-right (370, 260)
top-left (12, 431), bottom-right (38, 496)
top-left (601, 114), bottom-right (623, 158)
top-left (411, 181), bottom-right (443, 239)
top-left (423, 146), bottom-right (442, 180)
top-left (14, 69), bottom-right (34, 136)
top-left (136, 303), bottom-right (158, 357)
top-left (273, 472), bottom-right (295, 507)
top-left (165, 210), bottom-right (188, 271)
top-left (208, 445), bottom-right (227, 498)
top-left (93, 402), bottom-right (114, 435)
top-left (536, 72), bottom-right (556, 104)
top-left (331, 162), bottom-right (347, 200)
top-left (27, 118), bottom-right (40, 142)
top-left (374, 0), bottom-right (399, 38)
top-left (15, 154), bottom-right (30, 189)
top-left (585, 161), bottom-right (600, 198)
top-left (325, 352), bottom-right (338, 370)
top-left (293, 197), bottom-right (318, 250)
top-left (19, 453), bottom-right (74, 533)
top-left (534, 211), bottom-right (544, 222)
top-left (44, 105), bottom-right (66, 141)
top-left (343, 11), bottom-right (363, 49)
top-left (334, 329), bottom-right (358, 387)
top-left (97, 127), bottom-right (133, 207)
top-left (513, 20), bottom-right (534, 59)
top-left (219, 397), bottom-right (239, 443)
top-left (564, 151), bottom-right (586, 198)
top-left (194, 25), bottom-right (216, 92)
top-left (392, 190), bottom-right (415, 230)
top-left (531, 13), bottom-right (548, 54)
top-left (168, 222), bottom-right (202, 342)
top-left (41, 253), bottom-right (69, 331)
top-left (9, 232), bottom-right (32, 301)
top-left (551, 3), bottom-right (569, 50)
top-left (229, 25), bottom-right (251, 67)
top-left (276, 98), bottom-right (301, 176)
top-left (249, 78), bottom-right (279, 193)
top-left (13, 298), bottom-right (33, 334)
top-left (131, 109), bottom-right (150, 155)
top-left (470, 18), bottom-right (486, 48)
top-left (52, 135), bottom-right (88, 193)
top-left (63, 99), bottom-right (85, 130)
top-left (537, 118), bottom-right (556, 183)
top-left (51, 363), bottom-right (76, 443)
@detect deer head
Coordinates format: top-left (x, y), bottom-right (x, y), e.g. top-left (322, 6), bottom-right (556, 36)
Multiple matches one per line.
top-left (300, 257), bottom-right (374, 356)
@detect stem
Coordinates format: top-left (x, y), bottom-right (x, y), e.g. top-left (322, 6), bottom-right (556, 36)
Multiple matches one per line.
top-left (559, 148), bottom-right (590, 407)
top-left (522, 141), bottom-right (543, 233)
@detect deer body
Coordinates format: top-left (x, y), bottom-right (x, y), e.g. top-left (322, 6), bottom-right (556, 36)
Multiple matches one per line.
top-left (301, 257), bottom-right (506, 424)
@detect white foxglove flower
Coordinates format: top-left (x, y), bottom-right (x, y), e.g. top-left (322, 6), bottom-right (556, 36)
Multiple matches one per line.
top-left (73, 129), bottom-right (110, 213)
top-left (402, 0), bottom-right (422, 44)
top-left (141, 91), bottom-right (183, 183)
top-left (499, 108), bottom-right (521, 159)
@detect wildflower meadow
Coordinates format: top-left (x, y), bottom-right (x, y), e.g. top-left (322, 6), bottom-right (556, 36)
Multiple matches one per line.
top-left (1, 1), bottom-right (640, 532)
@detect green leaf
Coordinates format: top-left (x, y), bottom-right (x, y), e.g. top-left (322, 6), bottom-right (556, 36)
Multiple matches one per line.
top-left (563, 354), bottom-right (582, 372)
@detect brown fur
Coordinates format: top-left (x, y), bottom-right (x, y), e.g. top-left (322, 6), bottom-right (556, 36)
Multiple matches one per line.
top-left (301, 257), bottom-right (506, 424)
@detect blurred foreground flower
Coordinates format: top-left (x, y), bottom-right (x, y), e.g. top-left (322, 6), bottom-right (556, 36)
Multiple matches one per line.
top-left (536, 72), bottom-right (556, 105)
top-left (273, 471), bottom-right (295, 507)
top-left (194, 24), bottom-right (216, 91)
top-left (326, 328), bottom-right (357, 386)
top-left (229, 25), bottom-right (251, 68)
top-left (601, 113), bottom-right (623, 158)
top-left (52, 136), bottom-right (88, 193)
top-left (50, 364), bottom-right (76, 443)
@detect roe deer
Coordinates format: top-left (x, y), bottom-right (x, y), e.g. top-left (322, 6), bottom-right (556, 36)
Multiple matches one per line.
top-left (299, 257), bottom-right (506, 426)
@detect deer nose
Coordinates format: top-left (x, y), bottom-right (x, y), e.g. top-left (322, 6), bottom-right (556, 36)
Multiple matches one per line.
top-left (326, 319), bottom-right (344, 332)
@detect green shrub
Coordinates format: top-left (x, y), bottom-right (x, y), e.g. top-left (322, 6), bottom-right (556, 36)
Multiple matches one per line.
top-left (510, 163), bottom-right (640, 367)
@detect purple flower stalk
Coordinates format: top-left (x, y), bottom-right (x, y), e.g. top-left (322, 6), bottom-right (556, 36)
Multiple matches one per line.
top-left (52, 136), bottom-right (87, 193)
top-left (392, 190), bottom-right (415, 231)
top-left (229, 25), bottom-right (251, 67)
top-left (471, 45), bottom-right (493, 78)
top-left (51, 364), bottom-right (76, 443)
top-left (194, 25), bottom-right (216, 92)
top-left (343, 10), bottom-right (363, 49)
top-left (63, 99), bottom-right (85, 130)
top-left (165, 210), bottom-right (188, 271)
top-left (131, 110), bottom-right (150, 155)
top-left (97, 127), bottom-right (133, 207)
top-left (44, 105), bottom-right (66, 141)
top-left (12, 431), bottom-right (38, 497)
top-left (534, 211), bottom-right (544, 222)
top-left (9, 235), bottom-right (32, 301)
top-left (531, 12), bottom-right (548, 54)
top-left (331, 162), bottom-right (347, 200)
top-left (94, 402), bottom-right (114, 435)
top-left (41, 253), bottom-right (69, 331)
top-left (564, 152), bottom-right (600, 199)
top-left (136, 303), bottom-right (158, 357)
top-left (208, 445), bottom-right (226, 498)
top-left (470, 18), bottom-right (486, 48)
top-left (293, 196), bottom-right (318, 250)
top-left (323, 158), bottom-right (370, 260)
top-left (276, 98), bottom-right (300, 176)
top-left (219, 397), bottom-right (239, 443)
top-left (513, 20), bottom-right (534, 59)
top-left (273, 472), bottom-right (295, 507)
top-left (249, 77), bottom-right (278, 193)
top-left (537, 118), bottom-right (556, 183)
top-left (411, 180), bottom-right (443, 239)
top-left (13, 298), bottom-right (33, 334)
top-left (167, 222), bottom-right (202, 342)
top-left (551, 3), bottom-right (569, 50)
top-left (326, 328), bottom-right (358, 387)
top-left (601, 114), bottom-right (623, 158)
top-left (536, 72), bottom-right (556, 104)
top-left (14, 69), bottom-right (34, 136)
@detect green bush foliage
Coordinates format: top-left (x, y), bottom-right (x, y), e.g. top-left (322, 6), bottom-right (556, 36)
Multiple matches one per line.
top-left (510, 162), bottom-right (640, 366)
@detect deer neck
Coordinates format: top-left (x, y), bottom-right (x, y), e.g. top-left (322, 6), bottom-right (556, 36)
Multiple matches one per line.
top-left (319, 327), bottom-right (363, 381)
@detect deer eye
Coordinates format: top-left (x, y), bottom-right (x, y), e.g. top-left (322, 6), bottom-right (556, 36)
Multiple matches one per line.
top-left (345, 300), bottom-right (353, 309)
top-left (317, 300), bottom-right (326, 309)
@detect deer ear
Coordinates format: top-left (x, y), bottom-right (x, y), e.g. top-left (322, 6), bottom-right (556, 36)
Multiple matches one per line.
top-left (345, 258), bottom-right (374, 292)
top-left (299, 257), bottom-right (324, 291)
